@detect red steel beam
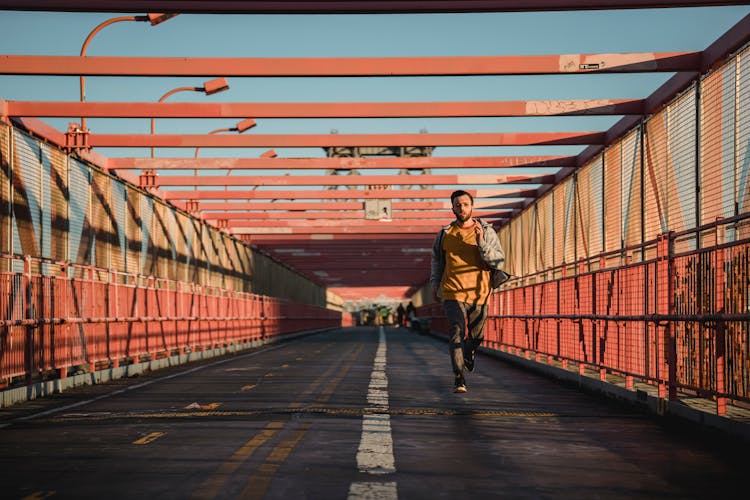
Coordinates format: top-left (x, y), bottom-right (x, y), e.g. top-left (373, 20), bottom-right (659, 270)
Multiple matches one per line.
top-left (89, 131), bottom-right (605, 148)
top-left (196, 200), bottom-right (524, 211)
top-left (152, 173), bottom-right (556, 187)
top-left (164, 187), bottom-right (540, 201)
top-left (204, 210), bottom-right (509, 220)
top-left (230, 225), bottom-right (449, 234)
top-left (109, 155), bottom-right (576, 171)
top-left (576, 12), bottom-right (750, 167)
top-left (3, 1), bottom-right (749, 13)
top-left (2, 99), bottom-right (646, 118)
top-left (0, 52), bottom-right (701, 77)
top-left (0, 1), bottom-right (745, 13)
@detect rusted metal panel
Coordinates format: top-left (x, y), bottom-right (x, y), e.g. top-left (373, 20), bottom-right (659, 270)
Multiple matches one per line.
top-left (738, 48), bottom-right (750, 235)
top-left (12, 129), bottom-right (41, 268)
top-left (667, 87), bottom-right (698, 247)
top-left (604, 142), bottom-right (623, 255)
top-left (140, 194), bottom-right (155, 276)
top-left (109, 180), bottom-right (127, 273)
top-left (700, 62), bottom-right (735, 236)
top-left (537, 194), bottom-right (554, 275)
top-left (68, 157), bottom-right (91, 274)
top-left (47, 144), bottom-right (67, 266)
top-left (123, 186), bottom-right (139, 277)
top-left (644, 111), bottom-right (669, 242)
top-left (0, 123), bottom-right (10, 266)
top-left (575, 155), bottom-right (604, 262)
top-left (621, 130), bottom-right (643, 253)
top-left (518, 209), bottom-right (534, 278)
top-left (91, 170), bottom-right (112, 275)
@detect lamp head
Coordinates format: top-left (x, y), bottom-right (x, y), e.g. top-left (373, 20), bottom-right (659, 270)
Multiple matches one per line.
top-left (147, 13), bottom-right (179, 26)
top-left (202, 77), bottom-right (230, 96)
top-left (235, 118), bottom-right (257, 133)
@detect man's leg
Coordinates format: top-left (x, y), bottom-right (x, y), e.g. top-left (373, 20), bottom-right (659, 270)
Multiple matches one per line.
top-left (442, 300), bottom-right (467, 391)
top-left (463, 303), bottom-right (488, 372)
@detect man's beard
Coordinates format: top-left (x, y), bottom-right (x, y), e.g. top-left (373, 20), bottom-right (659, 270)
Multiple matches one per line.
top-left (454, 211), bottom-right (472, 223)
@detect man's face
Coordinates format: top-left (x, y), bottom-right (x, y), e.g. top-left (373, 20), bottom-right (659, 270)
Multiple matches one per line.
top-left (451, 194), bottom-right (473, 223)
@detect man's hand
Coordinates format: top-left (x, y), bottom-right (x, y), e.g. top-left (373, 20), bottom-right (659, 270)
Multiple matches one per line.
top-left (432, 284), bottom-right (440, 302)
top-left (473, 219), bottom-right (483, 243)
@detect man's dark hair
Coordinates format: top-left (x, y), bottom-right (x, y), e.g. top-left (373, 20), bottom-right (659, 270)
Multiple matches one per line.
top-left (450, 190), bottom-right (473, 204)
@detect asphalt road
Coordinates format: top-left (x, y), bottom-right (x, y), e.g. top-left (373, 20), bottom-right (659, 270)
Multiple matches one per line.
top-left (0, 326), bottom-right (745, 499)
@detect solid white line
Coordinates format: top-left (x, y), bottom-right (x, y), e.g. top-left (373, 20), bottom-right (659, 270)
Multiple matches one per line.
top-left (349, 327), bottom-right (398, 499)
top-left (348, 481), bottom-right (398, 500)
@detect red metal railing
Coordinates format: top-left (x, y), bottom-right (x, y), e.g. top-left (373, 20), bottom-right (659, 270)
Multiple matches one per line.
top-left (0, 255), bottom-right (343, 386)
top-left (421, 219), bottom-right (750, 415)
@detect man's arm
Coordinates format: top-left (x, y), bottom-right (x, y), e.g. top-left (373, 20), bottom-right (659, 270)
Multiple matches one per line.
top-left (477, 222), bottom-right (506, 271)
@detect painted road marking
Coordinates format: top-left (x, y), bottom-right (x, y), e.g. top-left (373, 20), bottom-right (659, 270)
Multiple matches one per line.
top-left (192, 421), bottom-right (283, 499)
top-left (132, 431), bottom-right (166, 445)
top-left (16, 342), bottom-right (292, 422)
top-left (238, 423), bottom-right (310, 499)
top-left (349, 327), bottom-right (398, 499)
top-left (348, 482), bottom-right (398, 499)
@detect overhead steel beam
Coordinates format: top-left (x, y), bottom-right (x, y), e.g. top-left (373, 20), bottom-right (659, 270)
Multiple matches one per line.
top-left (90, 131), bottom-right (605, 148)
top-left (0, 1), bottom-right (745, 13)
top-left (2, 99), bottom-right (646, 118)
top-left (575, 11), bottom-right (750, 173)
top-left (151, 173), bottom-right (556, 187)
top-left (163, 187), bottom-right (540, 201)
top-left (109, 155), bottom-right (576, 171)
top-left (203, 210), bottom-right (509, 220)
top-left (0, 52), bottom-right (701, 77)
top-left (196, 200), bottom-right (524, 211)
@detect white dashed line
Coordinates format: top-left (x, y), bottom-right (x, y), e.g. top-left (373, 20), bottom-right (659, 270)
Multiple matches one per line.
top-left (349, 326), bottom-right (398, 499)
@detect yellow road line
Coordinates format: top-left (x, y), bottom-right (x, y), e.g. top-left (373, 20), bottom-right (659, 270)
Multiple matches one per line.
top-left (237, 423), bottom-right (310, 499)
top-left (132, 431), bottom-right (166, 445)
top-left (191, 421), bottom-right (284, 500)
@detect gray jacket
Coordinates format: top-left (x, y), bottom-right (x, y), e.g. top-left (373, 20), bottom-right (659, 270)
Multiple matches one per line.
top-left (430, 218), bottom-right (506, 293)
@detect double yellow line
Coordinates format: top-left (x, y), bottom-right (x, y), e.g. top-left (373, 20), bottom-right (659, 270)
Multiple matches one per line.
top-left (192, 340), bottom-right (365, 499)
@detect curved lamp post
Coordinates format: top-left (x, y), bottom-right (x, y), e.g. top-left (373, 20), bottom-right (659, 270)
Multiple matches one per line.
top-left (79, 13), bottom-right (178, 130)
top-left (193, 118), bottom-right (257, 192)
top-left (150, 77), bottom-right (231, 158)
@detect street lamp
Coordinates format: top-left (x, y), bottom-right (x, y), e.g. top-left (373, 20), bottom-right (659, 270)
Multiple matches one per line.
top-left (193, 118), bottom-right (257, 191)
top-left (151, 77), bottom-right (231, 158)
top-left (79, 13), bottom-right (178, 130)
top-left (193, 118), bottom-right (257, 159)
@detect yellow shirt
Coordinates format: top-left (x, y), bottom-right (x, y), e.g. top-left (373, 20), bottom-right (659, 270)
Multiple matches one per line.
top-left (441, 224), bottom-right (490, 305)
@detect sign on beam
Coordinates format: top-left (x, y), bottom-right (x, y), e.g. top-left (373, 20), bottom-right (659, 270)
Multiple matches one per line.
top-left (364, 199), bottom-right (392, 220)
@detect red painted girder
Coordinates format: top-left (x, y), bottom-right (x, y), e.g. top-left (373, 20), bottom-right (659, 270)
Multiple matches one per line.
top-left (576, 13), bottom-right (750, 167)
top-left (4, 99), bottom-right (645, 118)
top-left (229, 219), bottom-right (459, 228)
top-left (248, 234), bottom-right (436, 242)
top-left (230, 226), bottom-right (445, 235)
top-left (0, 52), bottom-right (700, 76)
top-left (110, 155), bottom-right (575, 170)
top-left (204, 210), bottom-right (509, 220)
top-left (196, 200), bottom-right (522, 211)
top-left (164, 187), bottom-right (539, 200)
top-left (154, 173), bottom-right (556, 187)
top-left (90, 132), bottom-right (605, 148)
top-left (1, 1), bottom-right (744, 14)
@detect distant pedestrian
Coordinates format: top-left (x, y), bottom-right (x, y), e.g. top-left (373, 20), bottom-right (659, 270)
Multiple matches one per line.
top-left (431, 190), bottom-right (506, 393)
top-left (396, 303), bottom-right (405, 327)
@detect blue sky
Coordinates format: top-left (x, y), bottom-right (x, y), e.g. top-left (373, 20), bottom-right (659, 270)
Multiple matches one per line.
top-left (1, 6), bottom-right (749, 163)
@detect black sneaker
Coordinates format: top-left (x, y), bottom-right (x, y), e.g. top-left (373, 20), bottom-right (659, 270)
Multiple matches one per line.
top-left (464, 351), bottom-right (475, 372)
top-left (454, 375), bottom-right (467, 393)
